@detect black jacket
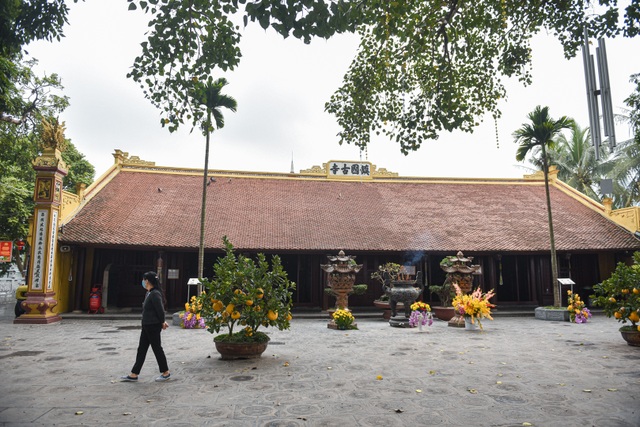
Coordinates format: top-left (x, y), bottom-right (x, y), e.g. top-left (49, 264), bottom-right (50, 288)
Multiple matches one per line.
top-left (142, 288), bottom-right (165, 325)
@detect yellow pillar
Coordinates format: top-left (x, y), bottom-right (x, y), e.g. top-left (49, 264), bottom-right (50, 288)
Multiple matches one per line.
top-left (15, 119), bottom-right (68, 324)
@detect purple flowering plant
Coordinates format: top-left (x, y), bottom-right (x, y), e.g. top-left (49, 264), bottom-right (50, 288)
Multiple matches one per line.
top-left (180, 295), bottom-right (206, 329)
top-left (408, 301), bottom-right (433, 328)
top-left (567, 291), bottom-right (592, 324)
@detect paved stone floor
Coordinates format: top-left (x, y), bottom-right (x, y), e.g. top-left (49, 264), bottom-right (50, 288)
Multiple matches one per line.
top-left (0, 313), bottom-right (638, 426)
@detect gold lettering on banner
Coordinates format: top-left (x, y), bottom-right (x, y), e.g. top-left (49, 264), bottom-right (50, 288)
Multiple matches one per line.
top-left (31, 209), bottom-right (48, 290)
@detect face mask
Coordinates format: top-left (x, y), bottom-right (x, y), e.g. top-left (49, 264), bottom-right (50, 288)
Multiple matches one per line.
top-left (141, 280), bottom-right (147, 290)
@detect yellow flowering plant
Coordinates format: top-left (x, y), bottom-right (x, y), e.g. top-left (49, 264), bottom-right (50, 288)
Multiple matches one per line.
top-left (179, 295), bottom-right (206, 328)
top-left (567, 290), bottom-right (591, 323)
top-left (452, 284), bottom-right (496, 330)
top-left (197, 237), bottom-right (296, 343)
top-left (332, 309), bottom-right (356, 330)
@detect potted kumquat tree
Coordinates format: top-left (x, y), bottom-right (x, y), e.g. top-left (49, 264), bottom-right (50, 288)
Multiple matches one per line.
top-left (197, 237), bottom-right (296, 359)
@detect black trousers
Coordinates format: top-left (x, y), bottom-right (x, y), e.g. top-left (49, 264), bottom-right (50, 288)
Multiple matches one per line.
top-left (131, 323), bottom-right (169, 374)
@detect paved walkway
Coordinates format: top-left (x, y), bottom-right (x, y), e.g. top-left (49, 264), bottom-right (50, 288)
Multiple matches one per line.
top-left (0, 312), bottom-right (638, 426)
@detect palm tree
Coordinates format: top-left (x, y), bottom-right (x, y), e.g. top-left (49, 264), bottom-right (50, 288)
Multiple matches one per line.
top-left (551, 122), bottom-right (613, 202)
top-left (192, 77), bottom-right (237, 279)
top-left (513, 106), bottom-right (573, 308)
top-left (610, 137), bottom-right (640, 207)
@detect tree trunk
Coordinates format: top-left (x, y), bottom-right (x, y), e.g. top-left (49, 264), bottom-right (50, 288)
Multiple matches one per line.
top-left (541, 144), bottom-right (559, 307)
top-left (198, 110), bottom-right (212, 281)
top-left (13, 245), bottom-right (25, 278)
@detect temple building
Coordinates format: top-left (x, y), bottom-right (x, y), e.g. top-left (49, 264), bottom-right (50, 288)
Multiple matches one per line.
top-left (21, 149), bottom-right (640, 319)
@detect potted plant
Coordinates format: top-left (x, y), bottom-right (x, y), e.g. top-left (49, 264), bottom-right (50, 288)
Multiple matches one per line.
top-left (371, 262), bottom-right (403, 284)
top-left (331, 309), bottom-right (357, 330)
top-left (408, 301), bottom-right (433, 331)
top-left (429, 281), bottom-right (456, 321)
top-left (197, 237), bottom-right (296, 359)
top-left (591, 252), bottom-right (640, 347)
top-left (177, 295), bottom-right (206, 329)
top-left (371, 262), bottom-right (403, 319)
top-left (566, 290), bottom-right (591, 323)
top-left (451, 284), bottom-right (496, 330)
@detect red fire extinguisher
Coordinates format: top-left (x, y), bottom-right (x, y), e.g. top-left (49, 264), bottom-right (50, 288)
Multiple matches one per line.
top-left (88, 286), bottom-right (104, 314)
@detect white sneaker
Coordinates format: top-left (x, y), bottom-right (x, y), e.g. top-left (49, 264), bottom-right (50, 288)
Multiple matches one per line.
top-left (155, 373), bottom-right (171, 382)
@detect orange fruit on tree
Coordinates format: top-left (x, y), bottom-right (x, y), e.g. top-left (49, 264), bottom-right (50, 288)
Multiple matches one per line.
top-left (245, 299), bottom-right (254, 306)
top-left (231, 311), bottom-right (241, 320)
top-left (267, 310), bottom-right (278, 321)
top-left (286, 313), bottom-right (292, 321)
top-left (614, 311), bottom-right (622, 319)
top-left (256, 288), bottom-right (264, 299)
top-left (633, 288), bottom-right (640, 295)
top-left (609, 297), bottom-right (617, 303)
top-left (213, 301), bottom-right (224, 312)
top-left (629, 311), bottom-right (640, 323)
top-left (622, 289), bottom-right (630, 294)
top-left (226, 303), bottom-right (235, 314)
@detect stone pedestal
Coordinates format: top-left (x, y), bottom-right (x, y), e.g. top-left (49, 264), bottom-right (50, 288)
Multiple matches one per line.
top-left (534, 307), bottom-right (569, 321)
top-left (15, 292), bottom-right (61, 324)
top-left (389, 315), bottom-right (411, 328)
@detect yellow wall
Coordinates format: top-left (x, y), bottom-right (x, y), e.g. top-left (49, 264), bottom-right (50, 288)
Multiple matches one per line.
top-left (53, 252), bottom-right (72, 313)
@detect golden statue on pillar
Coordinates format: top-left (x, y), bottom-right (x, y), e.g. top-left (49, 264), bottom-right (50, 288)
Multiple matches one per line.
top-left (32, 117), bottom-right (68, 171)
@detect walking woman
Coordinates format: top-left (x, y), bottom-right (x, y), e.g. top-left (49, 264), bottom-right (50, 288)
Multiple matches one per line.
top-left (121, 271), bottom-right (171, 382)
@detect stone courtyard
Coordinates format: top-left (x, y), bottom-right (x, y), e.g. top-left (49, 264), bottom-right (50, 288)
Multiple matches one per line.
top-left (0, 312), bottom-right (638, 426)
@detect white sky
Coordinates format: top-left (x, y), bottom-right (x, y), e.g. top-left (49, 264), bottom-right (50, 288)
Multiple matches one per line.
top-left (26, 0), bottom-right (640, 180)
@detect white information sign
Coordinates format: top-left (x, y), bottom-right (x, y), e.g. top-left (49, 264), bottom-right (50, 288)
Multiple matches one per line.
top-left (46, 210), bottom-right (58, 290)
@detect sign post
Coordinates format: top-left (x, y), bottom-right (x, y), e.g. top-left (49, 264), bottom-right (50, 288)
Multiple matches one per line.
top-left (0, 241), bottom-right (12, 263)
top-left (558, 278), bottom-right (576, 299)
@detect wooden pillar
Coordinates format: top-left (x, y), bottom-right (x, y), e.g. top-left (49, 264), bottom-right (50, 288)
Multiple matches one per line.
top-left (15, 119), bottom-right (68, 324)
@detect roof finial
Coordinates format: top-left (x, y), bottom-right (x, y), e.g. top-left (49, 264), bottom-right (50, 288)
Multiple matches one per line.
top-left (290, 151), bottom-right (295, 174)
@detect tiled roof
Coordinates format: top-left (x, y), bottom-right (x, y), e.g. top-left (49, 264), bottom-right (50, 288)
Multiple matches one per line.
top-left (59, 169), bottom-right (640, 253)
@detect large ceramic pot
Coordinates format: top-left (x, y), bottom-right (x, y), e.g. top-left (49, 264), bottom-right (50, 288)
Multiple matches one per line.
top-left (619, 327), bottom-right (640, 347)
top-left (432, 306), bottom-right (455, 321)
top-left (214, 338), bottom-right (270, 360)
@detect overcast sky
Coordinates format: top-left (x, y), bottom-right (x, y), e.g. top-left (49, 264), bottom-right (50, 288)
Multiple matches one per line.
top-left (26, 0), bottom-right (640, 180)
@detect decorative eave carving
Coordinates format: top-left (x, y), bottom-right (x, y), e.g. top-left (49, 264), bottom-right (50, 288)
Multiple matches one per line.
top-left (524, 165), bottom-right (559, 181)
top-left (299, 165), bottom-right (324, 174)
top-left (372, 166), bottom-right (398, 177)
top-left (113, 149), bottom-right (155, 167)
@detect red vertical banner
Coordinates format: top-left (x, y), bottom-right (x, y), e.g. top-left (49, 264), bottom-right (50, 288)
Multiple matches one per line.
top-left (0, 241), bottom-right (13, 262)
